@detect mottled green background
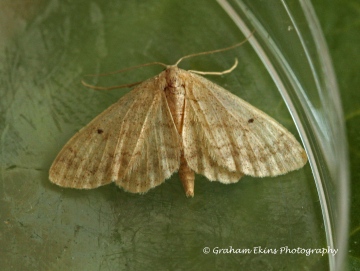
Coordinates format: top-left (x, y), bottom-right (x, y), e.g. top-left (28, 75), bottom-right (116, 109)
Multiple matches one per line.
top-left (0, 0), bottom-right (357, 270)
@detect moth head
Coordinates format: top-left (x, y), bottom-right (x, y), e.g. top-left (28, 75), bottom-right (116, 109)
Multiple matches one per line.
top-left (165, 66), bottom-right (182, 88)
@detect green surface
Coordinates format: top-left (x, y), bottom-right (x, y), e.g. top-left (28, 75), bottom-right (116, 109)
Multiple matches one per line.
top-left (313, 0), bottom-right (360, 269)
top-left (0, 0), bottom-right (356, 270)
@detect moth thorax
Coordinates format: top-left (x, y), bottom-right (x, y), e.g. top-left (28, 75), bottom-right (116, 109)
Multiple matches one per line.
top-left (164, 70), bottom-right (186, 134)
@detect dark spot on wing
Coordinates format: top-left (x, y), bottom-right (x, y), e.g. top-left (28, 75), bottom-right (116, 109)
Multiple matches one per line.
top-left (97, 129), bottom-right (104, 134)
top-left (248, 118), bottom-right (254, 123)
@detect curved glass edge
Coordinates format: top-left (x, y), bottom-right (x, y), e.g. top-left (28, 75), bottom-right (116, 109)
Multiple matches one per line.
top-left (298, 2), bottom-right (350, 270)
top-left (217, 0), bottom-right (350, 270)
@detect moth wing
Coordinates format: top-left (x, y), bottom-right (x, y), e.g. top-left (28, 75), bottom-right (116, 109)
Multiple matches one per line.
top-left (182, 72), bottom-right (307, 183)
top-left (49, 76), bottom-right (181, 193)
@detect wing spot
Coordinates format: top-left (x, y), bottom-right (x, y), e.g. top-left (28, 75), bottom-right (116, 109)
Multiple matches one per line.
top-left (97, 129), bottom-right (104, 134)
top-left (248, 118), bottom-right (254, 123)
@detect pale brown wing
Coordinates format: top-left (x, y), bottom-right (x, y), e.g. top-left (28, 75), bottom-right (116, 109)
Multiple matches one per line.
top-left (182, 71), bottom-right (307, 183)
top-left (49, 76), bottom-right (181, 193)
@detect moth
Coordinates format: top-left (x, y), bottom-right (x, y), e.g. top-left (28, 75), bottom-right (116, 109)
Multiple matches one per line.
top-left (49, 38), bottom-right (307, 197)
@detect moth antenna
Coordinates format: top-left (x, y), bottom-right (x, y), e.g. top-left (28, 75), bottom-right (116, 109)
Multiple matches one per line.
top-left (174, 29), bottom-right (255, 66)
top-left (82, 61), bottom-right (168, 90)
top-left (189, 58), bottom-right (238, 76)
top-left (84, 61), bottom-right (168, 77)
top-left (81, 80), bottom-right (142, 90)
